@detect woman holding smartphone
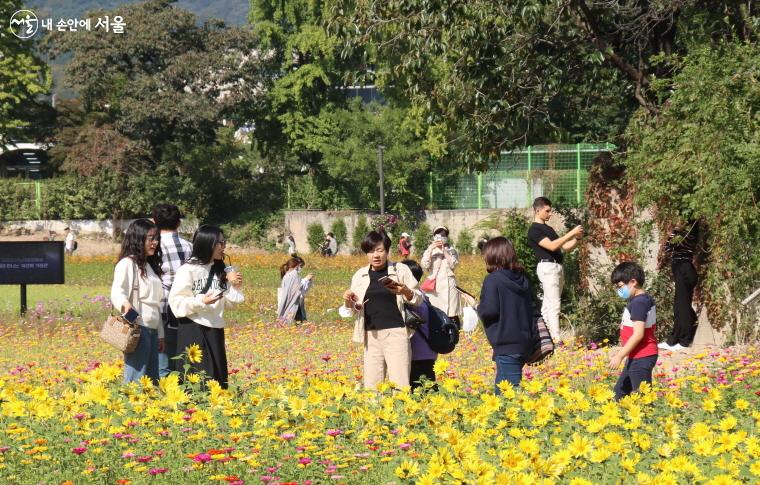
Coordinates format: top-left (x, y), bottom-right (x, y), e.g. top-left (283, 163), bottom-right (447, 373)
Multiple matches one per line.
top-left (421, 226), bottom-right (461, 323)
top-left (169, 225), bottom-right (244, 389)
top-left (111, 219), bottom-right (165, 384)
top-left (339, 230), bottom-right (421, 389)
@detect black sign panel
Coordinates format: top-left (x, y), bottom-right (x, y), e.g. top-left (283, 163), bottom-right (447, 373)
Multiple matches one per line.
top-left (0, 242), bottom-right (65, 285)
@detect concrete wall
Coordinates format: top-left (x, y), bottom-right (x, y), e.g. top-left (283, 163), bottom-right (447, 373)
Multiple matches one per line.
top-left (282, 209), bottom-right (570, 254)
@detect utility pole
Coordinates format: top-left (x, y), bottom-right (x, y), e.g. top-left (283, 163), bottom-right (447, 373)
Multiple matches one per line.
top-left (377, 145), bottom-right (385, 215)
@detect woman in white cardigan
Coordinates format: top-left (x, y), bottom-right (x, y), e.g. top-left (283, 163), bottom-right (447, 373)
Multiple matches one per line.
top-left (421, 225), bottom-right (461, 322)
top-left (110, 219), bottom-right (165, 383)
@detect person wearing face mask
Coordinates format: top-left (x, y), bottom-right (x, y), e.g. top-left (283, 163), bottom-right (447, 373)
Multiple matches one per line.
top-left (420, 226), bottom-right (461, 324)
top-left (608, 262), bottom-right (658, 400)
top-left (169, 225), bottom-right (244, 389)
top-left (340, 230), bottom-right (422, 390)
top-left (277, 256), bottom-right (313, 324)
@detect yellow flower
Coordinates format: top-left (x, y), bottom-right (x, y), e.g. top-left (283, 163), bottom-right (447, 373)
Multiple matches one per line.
top-left (186, 373), bottom-right (201, 384)
top-left (569, 479), bottom-right (594, 485)
top-left (735, 399), bottom-right (750, 411)
top-left (718, 415), bottom-right (737, 431)
top-left (395, 460), bottom-right (420, 479)
top-left (186, 344), bottom-right (203, 364)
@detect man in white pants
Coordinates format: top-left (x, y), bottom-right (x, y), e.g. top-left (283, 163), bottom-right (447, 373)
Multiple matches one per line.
top-left (527, 197), bottom-right (583, 340)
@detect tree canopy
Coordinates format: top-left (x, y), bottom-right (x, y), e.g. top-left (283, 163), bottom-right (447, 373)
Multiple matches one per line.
top-left (0, 0), bottom-right (51, 143)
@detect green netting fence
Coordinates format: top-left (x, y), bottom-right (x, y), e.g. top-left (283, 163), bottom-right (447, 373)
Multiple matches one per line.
top-left (427, 143), bottom-right (616, 209)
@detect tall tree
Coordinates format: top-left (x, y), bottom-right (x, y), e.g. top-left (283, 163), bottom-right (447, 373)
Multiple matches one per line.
top-left (334, 0), bottom-right (758, 164)
top-left (0, 0), bottom-right (51, 143)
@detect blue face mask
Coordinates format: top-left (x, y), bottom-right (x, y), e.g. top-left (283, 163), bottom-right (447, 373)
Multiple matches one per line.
top-left (617, 285), bottom-right (631, 300)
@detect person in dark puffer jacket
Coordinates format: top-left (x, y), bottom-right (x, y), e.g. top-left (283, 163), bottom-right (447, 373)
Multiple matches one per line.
top-left (478, 237), bottom-right (538, 393)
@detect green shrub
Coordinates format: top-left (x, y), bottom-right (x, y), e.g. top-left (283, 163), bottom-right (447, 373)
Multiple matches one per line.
top-left (456, 226), bottom-right (475, 255)
top-left (330, 219), bottom-right (348, 247)
top-left (307, 222), bottom-right (326, 253)
top-left (412, 222), bottom-right (431, 257)
top-left (352, 216), bottom-right (370, 253)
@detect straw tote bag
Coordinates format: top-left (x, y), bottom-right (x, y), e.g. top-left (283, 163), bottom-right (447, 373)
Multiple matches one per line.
top-left (100, 262), bottom-right (142, 353)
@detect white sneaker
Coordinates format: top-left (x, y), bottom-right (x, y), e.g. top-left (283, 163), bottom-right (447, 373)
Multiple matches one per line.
top-left (657, 342), bottom-right (672, 350)
top-left (670, 344), bottom-right (687, 351)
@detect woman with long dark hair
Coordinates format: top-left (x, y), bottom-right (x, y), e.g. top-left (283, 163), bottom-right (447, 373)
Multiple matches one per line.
top-left (277, 256), bottom-right (312, 324)
top-left (168, 225), bottom-right (244, 388)
top-left (478, 237), bottom-right (538, 392)
top-left (110, 218), bottom-right (165, 383)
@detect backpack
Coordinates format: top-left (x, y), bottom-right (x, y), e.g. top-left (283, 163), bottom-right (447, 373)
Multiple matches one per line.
top-left (419, 297), bottom-right (460, 354)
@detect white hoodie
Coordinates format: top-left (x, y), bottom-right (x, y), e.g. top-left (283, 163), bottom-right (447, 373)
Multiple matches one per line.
top-left (168, 262), bottom-right (244, 328)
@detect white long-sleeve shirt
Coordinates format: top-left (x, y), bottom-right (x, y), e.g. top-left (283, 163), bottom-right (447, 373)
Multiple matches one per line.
top-left (110, 257), bottom-right (164, 338)
top-left (168, 262), bottom-right (244, 328)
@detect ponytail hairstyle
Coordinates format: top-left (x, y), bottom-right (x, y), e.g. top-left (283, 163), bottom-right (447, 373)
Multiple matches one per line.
top-left (189, 224), bottom-right (227, 288)
top-left (280, 257), bottom-right (302, 279)
top-left (118, 218), bottom-right (163, 278)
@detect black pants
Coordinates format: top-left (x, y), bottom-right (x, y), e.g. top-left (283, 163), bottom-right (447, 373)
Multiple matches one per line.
top-left (177, 319), bottom-right (228, 389)
top-left (614, 354), bottom-right (658, 400)
top-left (410, 359), bottom-right (437, 391)
top-left (667, 261), bottom-right (698, 347)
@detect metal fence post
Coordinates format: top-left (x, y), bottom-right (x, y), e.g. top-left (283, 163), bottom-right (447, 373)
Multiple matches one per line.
top-left (527, 145), bottom-right (532, 206)
top-left (477, 173), bottom-right (483, 209)
top-left (576, 143), bottom-right (582, 204)
top-left (35, 181), bottom-right (41, 218)
top-left (428, 171), bottom-right (433, 209)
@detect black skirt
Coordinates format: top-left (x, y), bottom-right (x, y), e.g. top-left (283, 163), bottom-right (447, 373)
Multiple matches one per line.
top-left (177, 318), bottom-right (228, 389)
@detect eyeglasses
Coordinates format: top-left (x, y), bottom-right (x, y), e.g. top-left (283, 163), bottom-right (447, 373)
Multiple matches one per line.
top-left (148, 235), bottom-right (160, 242)
top-left (217, 240), bottom-right (227, 247)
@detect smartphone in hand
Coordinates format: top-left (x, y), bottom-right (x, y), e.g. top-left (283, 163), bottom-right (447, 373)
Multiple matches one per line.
top-left (378, 276), bottom-right (398, 288)
top-left (122, 308), bottom-right (139, 324)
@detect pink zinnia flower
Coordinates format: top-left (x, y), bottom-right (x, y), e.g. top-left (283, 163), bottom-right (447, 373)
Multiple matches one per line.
top-left (298, 457), bottom-right (312, 465)
top-left (149, 468), bottom-right (168, 475)
top-left (72, 447), bottom-right (87, 455)
top-left (136, 456), bottom-right (152, 463)
top-left (193, 453), bottom-right (212, 463)
top-left (326, 429), bottom-right (343, 437)
top-left (280, 433), bottom-right (295, 441)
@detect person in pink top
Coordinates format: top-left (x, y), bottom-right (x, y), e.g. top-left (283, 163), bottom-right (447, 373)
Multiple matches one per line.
top-left (398, 232), bottom-right (411, 257)
top-left (609, 262), bottom-right (658, 400)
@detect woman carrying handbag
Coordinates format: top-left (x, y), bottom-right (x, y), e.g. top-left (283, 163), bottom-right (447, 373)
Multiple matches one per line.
top-left (110, 219), bottom-right (165, 384)
top-left (420, 226), bottom-right (461, 324)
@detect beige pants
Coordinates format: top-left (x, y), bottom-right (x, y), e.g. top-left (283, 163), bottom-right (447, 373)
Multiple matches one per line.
top-left (363, 327), bottom-right (411, 389)
top-left (537, 262), bottom-right (564, 339)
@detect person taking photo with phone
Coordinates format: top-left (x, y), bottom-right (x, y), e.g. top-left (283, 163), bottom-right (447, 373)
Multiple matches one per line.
top-left (421, 226), bottom-right (461, 324)
top-left (169, 225), bottom-right (244, 389)
top-left (111, 219), bottom-right (165, 384)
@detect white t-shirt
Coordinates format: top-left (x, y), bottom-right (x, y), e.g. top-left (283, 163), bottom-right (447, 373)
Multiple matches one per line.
top-left (65, 232), bottom-right (76, 250)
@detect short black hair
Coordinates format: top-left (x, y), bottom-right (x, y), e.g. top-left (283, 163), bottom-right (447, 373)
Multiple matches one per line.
top-left (327, 232), bottom-right (334, 237)
top-left (433, 227), bottom-right (449, 237)
top-left (400, 259), bottom-right (423, 282)
top-left (152, 204), bottom-right (183, 231)
top-left (533, 197), bottom-right (552, 211)
top-left (361, 230), bottom-right (391, 253)
top-left (611, 262), bottom-right (645, 287)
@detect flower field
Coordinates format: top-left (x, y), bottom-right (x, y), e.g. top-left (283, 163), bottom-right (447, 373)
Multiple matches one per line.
top-left (0, 254), bottom-right (758, 484)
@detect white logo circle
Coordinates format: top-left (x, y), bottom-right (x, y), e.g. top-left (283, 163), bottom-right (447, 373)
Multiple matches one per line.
top-left (9, 10), bottom-right (39, 39)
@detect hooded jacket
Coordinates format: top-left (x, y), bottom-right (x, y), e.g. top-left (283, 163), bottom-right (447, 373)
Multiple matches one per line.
top-left (477, 269), bottom-right (538, 358)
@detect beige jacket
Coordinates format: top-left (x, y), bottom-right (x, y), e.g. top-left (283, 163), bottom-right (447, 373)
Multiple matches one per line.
top-left (421, 245), bottom-right (461, 317)
top-left (342, 262), bottom-right (423, 344)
